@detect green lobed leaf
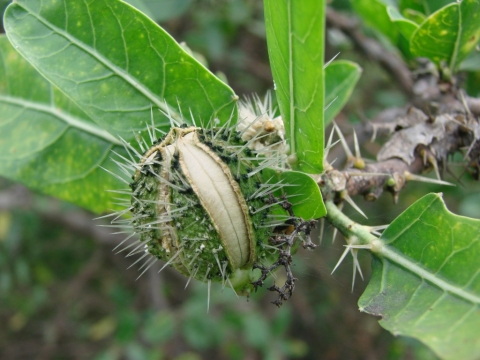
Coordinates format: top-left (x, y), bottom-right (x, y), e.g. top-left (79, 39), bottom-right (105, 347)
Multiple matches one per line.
top-left (263, 169), bottom-right (326, 220)
top-left (359, 193), bottom-right (480, 360)
top-left (0, 35), bottom-right (125, 213)
top-left (4, 0), bottom-right (237, 142)
top-left (264, 0), bottom-right (325, 174)
top-left (410, 0), bottom-right (480, 72)
top-left (324, 60), bottom-right (362, 125)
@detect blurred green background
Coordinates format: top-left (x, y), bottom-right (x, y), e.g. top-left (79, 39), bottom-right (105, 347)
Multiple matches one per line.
top-left (1, 0), bottom-right (479, 359)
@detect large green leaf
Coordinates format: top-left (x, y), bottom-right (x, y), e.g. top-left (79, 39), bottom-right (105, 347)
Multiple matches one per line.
top-left (359, 193), bottom-right (480, 360)
top-left (410, 0), bottom-right (480, 71)
top-left (264, 0), bottom-right (325, 174)
top-left (324, 60), bottom-right (362, 125)
top-left (0, 35), bottom-right (125, 213)
top-left (4, 0), bottom-right (237, 141)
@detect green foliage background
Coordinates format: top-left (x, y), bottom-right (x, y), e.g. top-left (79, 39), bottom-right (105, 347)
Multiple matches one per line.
top-left (1, 0), bottom-right (479, 359)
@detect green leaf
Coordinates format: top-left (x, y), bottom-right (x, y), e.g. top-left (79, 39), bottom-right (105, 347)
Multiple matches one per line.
top-left (278, 171), bottom-right (326, 219)
top-left (324, 60), bottom-right (362, 125)
top-left (264, 0), bottom-right (325, 174)
top-left (458, 51), bottom-right (480, 72)
top-left (352, 0), bottom-right (414, 59)
top-left (352, 0), bottom-right (398, 44)
top-left (0, 35), bottom-right (125, 213)
top-left (401, 8), bottom-right (427, 25)
top-left (410, 0), bottom-right (480, 72)
top-left (4, 0), bottom-right (237, 142)
top-left (387, 6), bottom-right (418, 40)
top-left (399, 0), bottom-right (454, 16)
top-left (359, 193), bottom-right (480, 360)
top-left (263, 169), bottom-right (326, 220)
top-left (465, 70), bottom-right (480, 97)
top-left (460, 51), bottom-right (480, 97)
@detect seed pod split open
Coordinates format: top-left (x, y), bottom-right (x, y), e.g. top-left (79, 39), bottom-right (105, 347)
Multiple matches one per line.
top-left (113, 120), bottom-right (288, 295)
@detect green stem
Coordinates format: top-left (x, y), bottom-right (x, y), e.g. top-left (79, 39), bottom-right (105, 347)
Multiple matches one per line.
top-left (325, 200), bottom-right (480, 303)
top-left (324, 200), bottom-right (377, 245)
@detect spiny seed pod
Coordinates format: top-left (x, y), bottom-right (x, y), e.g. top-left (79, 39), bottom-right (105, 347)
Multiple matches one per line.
top-left (110, 102), bottom-right (289, 296)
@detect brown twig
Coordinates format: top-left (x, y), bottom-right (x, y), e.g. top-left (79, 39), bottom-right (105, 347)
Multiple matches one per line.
top-left (321, 98), bottom-right (480, 202)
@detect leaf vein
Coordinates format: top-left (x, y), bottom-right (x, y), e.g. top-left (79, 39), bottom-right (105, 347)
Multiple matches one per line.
top-left (0, 94), bottom-right (121, 145)
top-left (15, 2), bottom-right (179, 120)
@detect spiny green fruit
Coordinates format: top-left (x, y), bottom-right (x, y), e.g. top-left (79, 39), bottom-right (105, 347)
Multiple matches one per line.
top-left (110, 106), bottom-right (289, 296)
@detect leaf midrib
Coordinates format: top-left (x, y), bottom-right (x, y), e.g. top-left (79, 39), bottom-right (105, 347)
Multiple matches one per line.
top-left (0, 94), bottom-right (121, 145)
top-left (379, 246), bottom-right (480, 304)
top-left (287, 0), bottom-right (295, 156)
top-left (10, 1), bottom-right (181, 120)
top-left (378, 195), bottom-right (480, 304)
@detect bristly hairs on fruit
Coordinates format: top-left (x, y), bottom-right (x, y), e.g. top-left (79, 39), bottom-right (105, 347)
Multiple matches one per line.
top-left (99, 93), bottom-right (315, 309)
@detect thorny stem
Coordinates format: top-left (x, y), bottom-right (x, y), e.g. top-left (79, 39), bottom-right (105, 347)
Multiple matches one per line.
top-left (325, 8), bottom-right (480, 200)
top-left (251, 194), bottom-right (317, 307)
top-left (254, 84), bottom-right (479, 305)
top-left (322, 98), bottom-right (480, 202)
top-left (324, 200), bottom-right (377, 245)
top-left (325, 199), bottom-right (480, 304)
top-left (317, 99), bottom-right (479, 287)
